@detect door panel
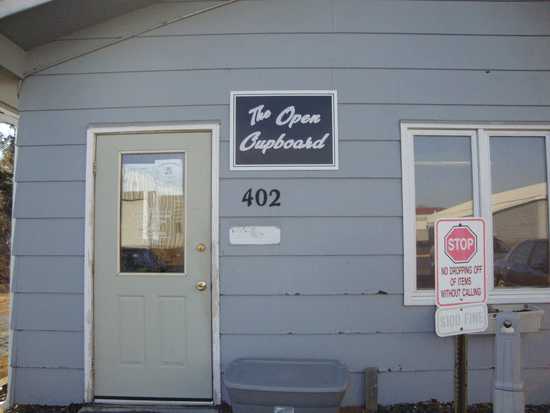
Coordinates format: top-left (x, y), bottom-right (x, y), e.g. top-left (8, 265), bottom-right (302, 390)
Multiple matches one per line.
top-left (94, 132), bottom-right (212, 400)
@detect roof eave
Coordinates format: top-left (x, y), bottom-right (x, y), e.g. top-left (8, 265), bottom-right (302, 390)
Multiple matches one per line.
top-left (0, 0), bottom-right (53, 20)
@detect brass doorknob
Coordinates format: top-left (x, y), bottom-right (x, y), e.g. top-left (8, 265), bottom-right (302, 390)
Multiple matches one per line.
top-left (196, 243), bottom-right (207, 252)
top-left (195, 281), bottom-right (208, 291)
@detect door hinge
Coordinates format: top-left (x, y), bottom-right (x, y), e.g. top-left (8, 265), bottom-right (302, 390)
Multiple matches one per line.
top-left (92, 161), bottom-right (96, 176)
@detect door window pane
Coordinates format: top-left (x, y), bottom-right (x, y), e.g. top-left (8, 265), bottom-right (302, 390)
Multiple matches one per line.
top-left (491, 137), bottom-right (550, 288)
top-left (414, 137), bottom-right (474, 289)
top-left (120, 153), bottom-right (185, 273)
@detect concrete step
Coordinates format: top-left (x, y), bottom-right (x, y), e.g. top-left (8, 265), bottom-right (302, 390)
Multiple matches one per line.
top-left (79, 405), bottom-right (219, 413)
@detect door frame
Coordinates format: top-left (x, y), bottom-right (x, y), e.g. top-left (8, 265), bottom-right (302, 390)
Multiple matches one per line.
top-left (84, 123), bottom-right (221, 405)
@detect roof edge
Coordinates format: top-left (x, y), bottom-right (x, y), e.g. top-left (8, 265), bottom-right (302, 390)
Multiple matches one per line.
top-left (0, 0), bottom-right (53, 20)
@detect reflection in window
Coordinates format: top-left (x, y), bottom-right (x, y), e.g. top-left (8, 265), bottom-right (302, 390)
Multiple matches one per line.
top-left (120, 153), bottom-right (185, 273)
top-left (491, 137), bottom-right (550, 288)
top-left (414, 137), bottom-right (473, 289)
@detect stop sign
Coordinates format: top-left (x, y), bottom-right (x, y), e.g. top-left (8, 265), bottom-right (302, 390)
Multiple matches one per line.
top-left (444, 225), bottom-right (477, 263)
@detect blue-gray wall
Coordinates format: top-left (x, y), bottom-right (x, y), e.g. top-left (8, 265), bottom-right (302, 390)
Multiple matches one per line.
top-left (10, 0), bottom-right (550, 406)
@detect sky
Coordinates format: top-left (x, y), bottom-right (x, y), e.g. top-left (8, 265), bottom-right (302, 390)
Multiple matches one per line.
top-left (0, 123), bottom-right (14, 138)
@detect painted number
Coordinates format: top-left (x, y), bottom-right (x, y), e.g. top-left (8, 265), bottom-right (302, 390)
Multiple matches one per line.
top-left (242, 188), bottom-right (281, 207)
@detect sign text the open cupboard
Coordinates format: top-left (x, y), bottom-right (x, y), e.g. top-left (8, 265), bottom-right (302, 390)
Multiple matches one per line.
top-left (230, 91), bottom-right (338, 170)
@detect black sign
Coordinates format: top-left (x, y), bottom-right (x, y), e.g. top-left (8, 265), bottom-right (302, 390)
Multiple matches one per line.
top-left (230, 91), bottom-right (338, 170)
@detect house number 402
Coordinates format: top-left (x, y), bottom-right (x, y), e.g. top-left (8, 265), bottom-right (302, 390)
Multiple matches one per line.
top-left (241, 188), bottom-right (281, 207)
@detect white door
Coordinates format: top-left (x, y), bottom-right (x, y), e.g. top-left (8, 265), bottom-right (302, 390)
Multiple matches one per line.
top-left (93, 131), bottom-right (212, 400)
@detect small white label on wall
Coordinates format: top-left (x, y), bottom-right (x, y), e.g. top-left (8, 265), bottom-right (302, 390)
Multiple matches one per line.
top-left (274, 407), bottom-right (294, 413)
top-left (229, 226), bottom-right (281, 245)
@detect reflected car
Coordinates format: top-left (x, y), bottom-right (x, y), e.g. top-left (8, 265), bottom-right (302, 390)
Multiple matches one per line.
top-left (494, 239), bottom-right (550, 287)
top-left (120, 248), bottom-right (167, 273)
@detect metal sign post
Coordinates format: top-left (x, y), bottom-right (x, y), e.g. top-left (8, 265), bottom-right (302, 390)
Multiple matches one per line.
top-left (434, 218), bottom-right (488, 413)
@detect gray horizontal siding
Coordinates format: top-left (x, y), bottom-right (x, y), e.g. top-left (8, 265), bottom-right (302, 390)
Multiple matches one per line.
top-left (220, 295), bottom-right (431, 334)
top-left (14, 182), bottom-right (84, 218)
top-left (20, 69), bottom-right (550, 111)
top-left (377, 369), bottom-right (490, 405)
top-left (14, 141), bottom-right (402, 182)
top-left (14, 104), bottom-right (550, 149)
top-left (12, 216), bottom-right (402, 256)
top-left (148, 0), bottom-right (550, 37)
top-left (13, 367), bottom-right (84, 404)
top-left (15, 145), bottom-right (86, 182)
top-left (12, 0), bottom-right (550, 407)
top-left (220, 217), bottom-right (403, 256)
top-left (220, 255), bottom-right (403, 295)
top-left (221, 333), bottom-right (462, 372)
top-left (12, 293), bottom-right (83, 331)
top-left (40, 34), bottom-right (550, 75)
top-left (17, 106), bottom-right (230, 146)
top-left (13, 179), bottom-right (401, 219)
top-left (221, 331), bottom-right (550, 372)
top-left (13, 331), bottom-right (83, 368)
top-left (221, 179), bottom-right (402, 217)
top-left (220, 141), bottom-right (401, 179)
top-left (12, 256), bottom-right (84, 293)
top-left (12, 219), bottom-right (83, 256)
top-left (221, 367), bottom-right (544, 405)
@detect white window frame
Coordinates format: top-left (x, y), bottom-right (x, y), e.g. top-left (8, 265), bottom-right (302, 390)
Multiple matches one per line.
top-left (402, 122), bottom-right (550, 306)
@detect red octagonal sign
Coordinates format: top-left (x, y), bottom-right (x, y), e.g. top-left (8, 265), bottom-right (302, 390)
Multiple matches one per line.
top-left (444, 225), bottom-right (477, 264)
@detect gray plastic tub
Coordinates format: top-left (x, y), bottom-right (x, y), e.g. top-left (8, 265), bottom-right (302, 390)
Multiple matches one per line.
top-left (224, 359), bottom-right (350, 413)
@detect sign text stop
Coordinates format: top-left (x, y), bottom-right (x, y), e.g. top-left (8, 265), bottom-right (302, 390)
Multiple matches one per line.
top-left (444, 225), bottom-right (477, 264)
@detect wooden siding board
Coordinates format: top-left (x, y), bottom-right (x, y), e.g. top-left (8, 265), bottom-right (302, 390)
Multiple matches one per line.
top-left (12, 216), bottom-right (402, 257)
top-left (220, 332), bottom-right (550, 372)
top-left (16, 104), bottom-right (550, 147)
top-left (19, 69), bottom-right (550, 111)
top-left (220, 217), bottom-right (403, 256)
top-left (17, 106), bottom-right (230, 146)
top-left (220, 141), bottom-right (402, 179)
top-left (523, 368), bottom-right (550, 405)
top-left (149, 0), bottom-right (550, 36)
top-left (332, 1), bottom-right (550, 36)
top-left (220, 255), bottom-right (403, 295)
top-left (12, 293), bottom-right (83, 331)
top-left (15, 145), bottom-right (86, 182)
top-left (220, 179), bottom-right (402, 217)
top-left (13, 219), bottom-right (84, 256)
top-left (14, 182), bottom-right (84, 218)
top-left (13, 331), bottom-right (83, 368)
top-left (45, 2), bottom-right (224, 40)
top-left (147, 0), bottom-right (333, 37)
top-left (13, 368), bottom-right (84, 405)
top-left (377, 369), bottom-right (490, 405)
top-left (221, 333), bottom-right (464, 372)
top-left (13, 178), bottom-right (402, 219)
top-left (39, 34), bottom-right (550, 75)
top-left (14, 141), bottom-right (401, 182)
top-left (13, 256), bottom-right (84, 294)
top-left (220, 295), bottom-right (432, 334)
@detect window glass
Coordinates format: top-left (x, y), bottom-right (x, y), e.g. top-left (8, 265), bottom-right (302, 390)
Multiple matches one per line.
top-left (120, 153), bottom-right (185, 273)
top-left (491, 137), bottom-right (550, 288)
top-left (414, 136), bottom-right (473, 289)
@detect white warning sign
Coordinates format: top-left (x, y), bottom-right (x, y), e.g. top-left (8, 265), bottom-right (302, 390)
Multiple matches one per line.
top-left (435, 218), bottom-right (488, 308)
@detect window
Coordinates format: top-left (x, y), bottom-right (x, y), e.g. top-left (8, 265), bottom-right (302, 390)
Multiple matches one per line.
top-left (402, 123), bottom-right (550, 305)
top-left (120, 153), bottom-right (186, 273)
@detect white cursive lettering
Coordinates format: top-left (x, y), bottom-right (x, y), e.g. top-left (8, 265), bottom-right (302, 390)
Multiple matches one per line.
top-left (248, 104), bottom-right (271, 126)
top-left (275, 106), bottom-right (321, 129)
top-left (239, 131), bottom-right (330, 155)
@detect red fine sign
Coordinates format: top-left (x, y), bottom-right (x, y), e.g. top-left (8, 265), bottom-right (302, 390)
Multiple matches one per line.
top-left (444, 226), bottom-right (477, 264)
